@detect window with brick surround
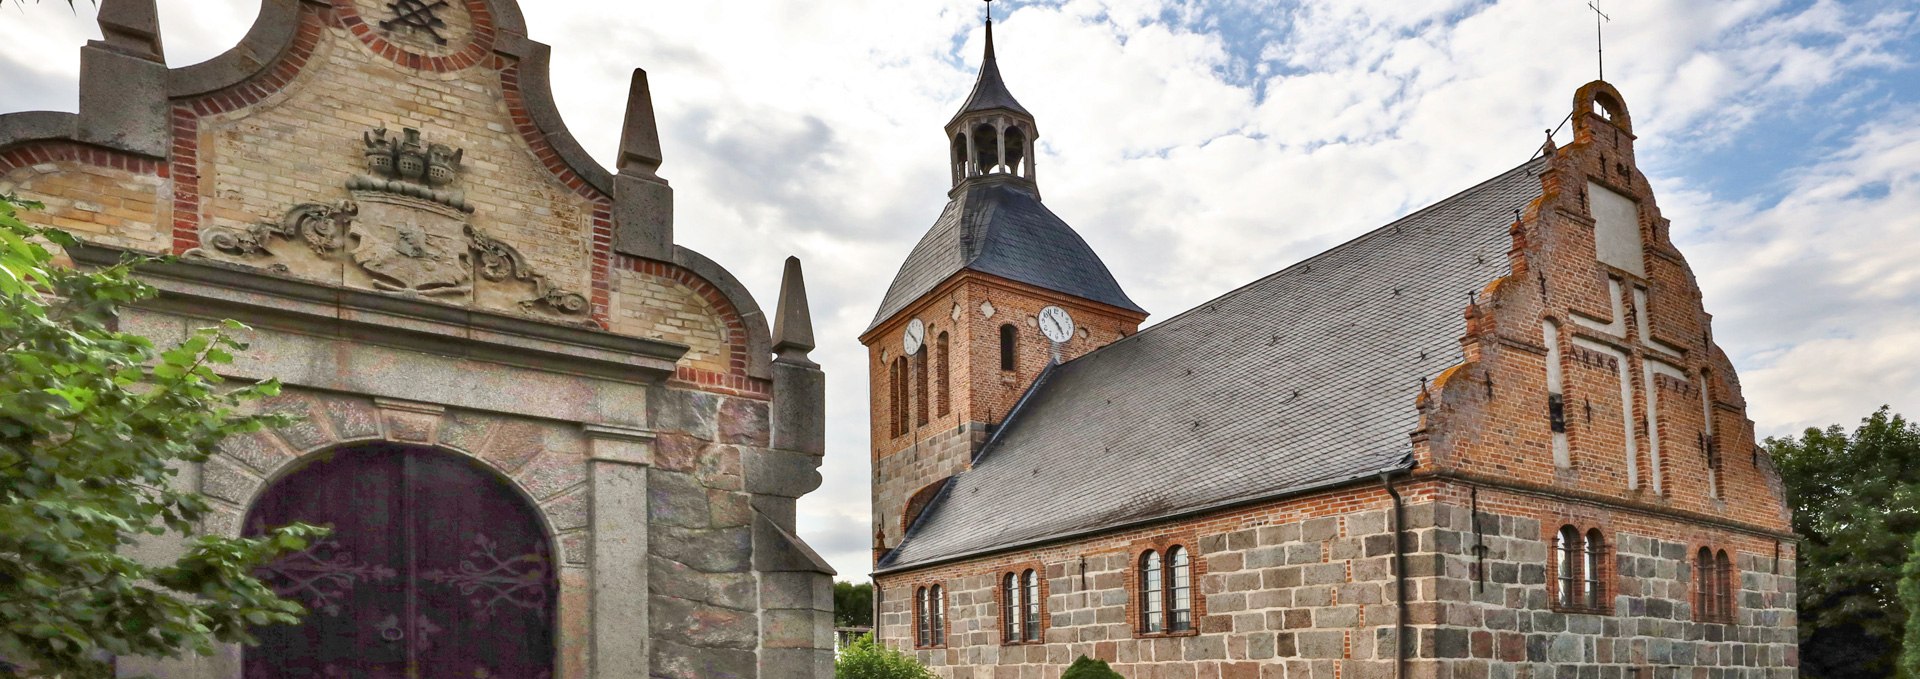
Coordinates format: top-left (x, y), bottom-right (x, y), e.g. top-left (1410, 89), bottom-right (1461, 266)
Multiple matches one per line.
top-left (1137, 545), bottom-right (1194, 635)
top-left (935, 332), bottom-right (951, 417)
top-left (999, 324), bottom-right (1017, 371)
top-left (1139, 550), bottom-right (1163, 633)
top-left (1583, 529), bottom-right (1606, 608)
top-left (1022, 569), bottom-right (1041, 641)
top-left (1168, 547), bottom-right (1192, 632)
top-left (915, 584), bottom-right (946, 648)
top-left (1555, 526), bottom-right (1578, 607)
top-left (1553, 525), bottom-right (1611, 613)
top-left (1694, 547), bottom-right (1736, 623)
top-left (1001, 573), bottom-right (1020, 643)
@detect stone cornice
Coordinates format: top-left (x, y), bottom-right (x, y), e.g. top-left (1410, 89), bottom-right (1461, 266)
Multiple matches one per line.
top-left (69, 243), bottom-right (688, 384)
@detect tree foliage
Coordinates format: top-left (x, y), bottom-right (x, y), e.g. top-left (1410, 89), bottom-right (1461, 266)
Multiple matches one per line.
top-left (1771, 407), bottom-right (1920, 678)
top-left (1899, 531), bottom-right (1920, 679)
top-left (1061, 655), bottom-right (1126, 679)
top-left (0, 194), bottom-right (321, 677)
top-left (834, 581), bottom-right (873, 628)
top-left (834, 633), bottom-right (932, 679)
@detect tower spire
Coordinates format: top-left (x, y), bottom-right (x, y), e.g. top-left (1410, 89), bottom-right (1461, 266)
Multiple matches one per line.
top-left (946, 0), bottom-right (1038, 192)
top-left (984, 0), bottom-right (996, 60)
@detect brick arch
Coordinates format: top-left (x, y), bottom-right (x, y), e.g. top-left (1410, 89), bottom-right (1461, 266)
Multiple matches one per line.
top-left (332, 0), bottom-right (497, 73)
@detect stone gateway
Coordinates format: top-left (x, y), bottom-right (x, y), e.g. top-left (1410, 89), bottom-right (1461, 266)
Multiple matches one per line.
top-left (0, 0), bottom-right (835, 677)
top-left (866, 15), bottom-right (1796, 679)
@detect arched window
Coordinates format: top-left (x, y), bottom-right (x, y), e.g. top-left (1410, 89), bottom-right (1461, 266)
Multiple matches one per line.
top-left (1555, 526), bottom-right (1580, 608)
top-left (926, 584), bottom-right (945, 646)
top-left (1004, 126), bottom-right (1029, 177)
top-left (1022, 569), bottom-right (1041, 641)
top-left (973, 123), bottom-right (998, 174)
top-left (889, 358), bottom-right (905, 438)
top-left (1583, 529), bottom-right (1606, 608)
top-left (1168, 547), bottom-right (1192, 632)
top-left (915, 586), bottom-right (930, 647)
top-left (912, 348), bottom-right (929, 427)
top-left (1695, 548), bottom-right (1716, 621)
top-left (1139, 550), bottom-right (1163, 633)
top-left (951, 133), bottom-right (971, 181)
top-left (935, 332), bottom-right (951, 417)
top-left (999, 324), bottom-right (1017, 371)
top-left (887, 354), bottom-right (910, 435)
top-left (1715, 550), bottom-right (1734, 622)
top-left (1001, 573), bottom-right (1020, 643)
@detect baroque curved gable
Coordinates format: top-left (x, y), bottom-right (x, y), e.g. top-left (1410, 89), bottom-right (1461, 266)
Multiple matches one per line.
top-left (0, 0), bottom-right (774, 382)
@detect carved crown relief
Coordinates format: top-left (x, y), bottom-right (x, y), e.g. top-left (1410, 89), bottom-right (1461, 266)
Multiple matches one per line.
top-left (195, 126), bottom-right (589, 320)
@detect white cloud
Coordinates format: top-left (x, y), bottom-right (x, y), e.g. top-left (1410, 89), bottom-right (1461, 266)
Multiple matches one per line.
top-left (2, 0), bottom-right (1914, 579)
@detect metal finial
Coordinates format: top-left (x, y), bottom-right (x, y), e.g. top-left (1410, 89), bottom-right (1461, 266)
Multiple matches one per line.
top-left (1587, 1), bottom-right (1612, 81)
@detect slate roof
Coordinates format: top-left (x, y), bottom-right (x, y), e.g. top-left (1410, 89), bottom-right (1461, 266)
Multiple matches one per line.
top-left (878, 159), bottom-right (1548, 571)
top-left (868, 181), bottom-right (1145, 331)
top-left (949, 20), bottom-right (1031, 124)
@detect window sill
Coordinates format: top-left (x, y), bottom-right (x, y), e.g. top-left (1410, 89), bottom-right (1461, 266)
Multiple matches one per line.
top-left (1134, 630), bottom-right (1199, 639)
top-left (1551, 604), bottom-right (1612, 616)
top-left (1000, 640), bottom-right (1044, 647)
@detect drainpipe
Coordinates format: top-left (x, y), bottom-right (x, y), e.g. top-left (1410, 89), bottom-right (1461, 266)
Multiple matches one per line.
top-left (1380, 472), bottom-right (1407, 679)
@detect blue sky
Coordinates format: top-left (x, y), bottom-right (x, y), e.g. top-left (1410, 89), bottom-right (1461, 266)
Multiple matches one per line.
top-left (2, 0), bottom-right (1916, 580)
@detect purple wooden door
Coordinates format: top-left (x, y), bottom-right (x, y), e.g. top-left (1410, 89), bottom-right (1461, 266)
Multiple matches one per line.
top-left (244, 444), bottom-right (555, 678)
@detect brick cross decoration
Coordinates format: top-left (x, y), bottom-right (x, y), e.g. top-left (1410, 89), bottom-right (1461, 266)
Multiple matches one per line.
top-left (381, 0), bottom-right (450, 45)
top-left (1566, 279), bottom-right (1707, 496)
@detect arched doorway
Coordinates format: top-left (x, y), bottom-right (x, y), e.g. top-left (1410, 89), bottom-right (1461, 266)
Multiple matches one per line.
top-left (243, 443), bottom-right (556, 678)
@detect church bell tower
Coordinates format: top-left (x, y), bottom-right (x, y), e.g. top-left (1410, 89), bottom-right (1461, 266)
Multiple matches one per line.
top-left (863, 8), bottom-right (1148, 564)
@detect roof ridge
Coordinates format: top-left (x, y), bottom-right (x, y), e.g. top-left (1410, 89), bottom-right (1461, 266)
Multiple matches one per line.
top-left (1065, 158), bottom-right (1545, 358)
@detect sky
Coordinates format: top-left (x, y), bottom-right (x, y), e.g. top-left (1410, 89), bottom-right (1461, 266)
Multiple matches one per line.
top-left (2, 0), bottom-right (1916, 581)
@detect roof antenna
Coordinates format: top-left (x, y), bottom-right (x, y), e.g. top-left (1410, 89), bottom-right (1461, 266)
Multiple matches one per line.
top-left (1587, 1), bottom-right (1612, 80)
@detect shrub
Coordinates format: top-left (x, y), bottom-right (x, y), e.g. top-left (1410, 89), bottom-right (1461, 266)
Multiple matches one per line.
top-left (1062, 655), bottom-right (1125, 679)
top-left (836, 633), bottom-right (933, 679)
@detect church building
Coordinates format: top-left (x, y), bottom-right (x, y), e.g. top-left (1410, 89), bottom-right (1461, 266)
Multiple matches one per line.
top-left (1, 0), bottom-right (836, 677)
top-left (866, 16), bottom-right (1797, 679)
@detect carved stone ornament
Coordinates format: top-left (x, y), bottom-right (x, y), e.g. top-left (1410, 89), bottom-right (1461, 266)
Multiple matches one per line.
top-left (195, 126), bottom-right (589, 319)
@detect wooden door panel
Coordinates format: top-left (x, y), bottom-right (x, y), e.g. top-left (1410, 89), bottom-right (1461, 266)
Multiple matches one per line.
top-left (244, 444), bottom-right (554, 678)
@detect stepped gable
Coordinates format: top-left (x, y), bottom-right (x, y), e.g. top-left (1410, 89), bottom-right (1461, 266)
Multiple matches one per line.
top-left (881, 158), bottom-right (1547, 569)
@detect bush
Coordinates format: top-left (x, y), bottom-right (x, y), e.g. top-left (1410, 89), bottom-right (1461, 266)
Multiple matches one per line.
top-left (836, 633), bottom-right (933, 679)
top-left (1062, 655), bottom-right (1125, 679)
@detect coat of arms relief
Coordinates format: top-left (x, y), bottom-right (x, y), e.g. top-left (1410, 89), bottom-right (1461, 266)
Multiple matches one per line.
top-left (197, 126), bottom-right (589, 319)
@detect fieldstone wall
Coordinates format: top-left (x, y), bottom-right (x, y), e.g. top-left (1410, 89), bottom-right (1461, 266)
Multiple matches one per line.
top-left (875, 484), bottom-right (1407, 678)
top-left (650, 387), bottom-right (836, 679)
top-left (1407, 491), bottom-right (1796, 679)
top-left (876, 481), bottom-right (1795, 679)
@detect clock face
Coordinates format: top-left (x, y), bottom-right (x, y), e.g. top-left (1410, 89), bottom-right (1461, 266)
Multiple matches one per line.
top-left (902, 318), bottom-right (926, 355)
top-left (1038, 306), bottom-right (1074, 343)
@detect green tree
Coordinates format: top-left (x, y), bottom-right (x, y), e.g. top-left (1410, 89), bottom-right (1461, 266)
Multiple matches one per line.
top-left (1771, 407), bottom-right (1920, 677)
top-left (0, 194), bottom-right (321, 677)
top-left (1061, 655), bottom-right (1125, 679)
top-left (1899, 531), bottom-right (1920, 679)
top-left (834, 633), bottom-right (932, 679)
top-left (834, 581), bottom-right (873, 628)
